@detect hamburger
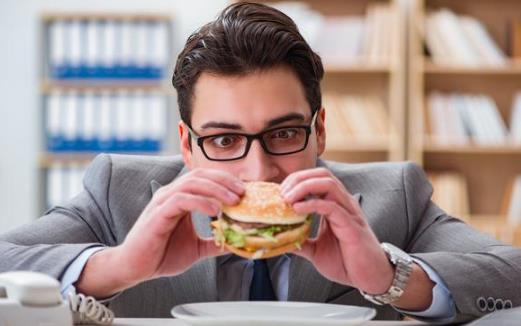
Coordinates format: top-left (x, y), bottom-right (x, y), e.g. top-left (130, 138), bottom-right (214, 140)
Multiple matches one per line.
top-left (211, 181), bottom-right (311, 259)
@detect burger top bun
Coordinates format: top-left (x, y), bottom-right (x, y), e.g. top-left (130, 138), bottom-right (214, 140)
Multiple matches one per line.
top-left (222, 181), bottom-right (307, 225)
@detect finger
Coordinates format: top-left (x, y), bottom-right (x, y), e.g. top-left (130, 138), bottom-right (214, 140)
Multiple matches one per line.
top-left (152, 193), bottom-right (221, 234)
top-left (162, 215), bottom-right (203, 269)
top-left (280, 167), bottom-right (331, 193)
top-left (293, 197), bottom-right (337, 216)
top-left (294, 199), bottom-right (367, 241)
top-left (157, 177), bottom-right (241, 207)
top-left (283, 177), bottom-right (351, 211)
top-left (191, 168), bottom-right (245, 194)
top-left (155, 170), bottom-right (244, 205)
top-left (169, 211), bottom-right (199, 249)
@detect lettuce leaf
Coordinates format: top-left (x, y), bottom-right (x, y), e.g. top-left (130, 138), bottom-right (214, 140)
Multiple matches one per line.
top-left (223, 228), bottom-right (246, 247)
top-left (220, 216), bottom-right (311, 248)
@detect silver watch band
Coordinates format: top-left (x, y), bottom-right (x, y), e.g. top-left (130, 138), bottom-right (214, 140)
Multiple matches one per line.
top-left (360, 242), bottom-right (413, 305)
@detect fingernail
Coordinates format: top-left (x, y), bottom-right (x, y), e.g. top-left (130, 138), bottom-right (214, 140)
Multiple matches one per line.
top-left (235, 181), bottom-right (245, 192)
top-left (228, 192), bottom-right (239, 202)
top-left (292, 204), bottom-right (303, 213)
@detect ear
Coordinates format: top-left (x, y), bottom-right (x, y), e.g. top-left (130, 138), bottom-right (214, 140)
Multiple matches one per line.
top-left (316, 107), bottom-right (326, 156)
top-left (178, 120), bottom-right (193, 169)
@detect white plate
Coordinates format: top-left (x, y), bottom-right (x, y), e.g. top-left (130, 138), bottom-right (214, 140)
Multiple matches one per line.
top-left (171, 301), bottom-right (376, 326)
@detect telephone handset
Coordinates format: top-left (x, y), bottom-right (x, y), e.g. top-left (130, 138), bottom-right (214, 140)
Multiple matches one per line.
top-left (0, 271), bottom-right (113, 325)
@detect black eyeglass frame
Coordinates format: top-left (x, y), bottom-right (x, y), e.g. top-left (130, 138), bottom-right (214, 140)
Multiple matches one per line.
top-left (184, 109), bottom-right (319, 162)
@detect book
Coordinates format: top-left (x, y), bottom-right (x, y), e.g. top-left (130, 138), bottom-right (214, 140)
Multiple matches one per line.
top-left (511, 92), bottom-right (521, 144)
top-left (269, 2), bottom-right (395, 67)
top-left (427, 92), bottom-right (469, 145)
top-left (46, 163), bottom-right (87, 209)
top-left (460, 16), bottom-right (506, 66)
top-left (314, 16), bottom-right (365, 65)
top-left (425, 8), bottom-right (506, 66)
top-left (506, 176), bottom-right (521, 225)
top-left (323, 94), bottom-right (352, 149)
top-left (47, 18), bottom-right (170, 79)
top-left (45, 91), bottom-right (167, 152)
top-left (427, 92), bottom-right (508, 146)
top-left (323, 93), bottom-right (390, 149)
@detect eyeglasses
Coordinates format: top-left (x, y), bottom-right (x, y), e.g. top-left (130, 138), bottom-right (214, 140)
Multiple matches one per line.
top-left (185, 110), bottom-right (319, 161)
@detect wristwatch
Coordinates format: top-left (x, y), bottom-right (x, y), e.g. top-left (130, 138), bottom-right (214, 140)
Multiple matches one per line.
top-left (360, 242), bottom-right (413, 305)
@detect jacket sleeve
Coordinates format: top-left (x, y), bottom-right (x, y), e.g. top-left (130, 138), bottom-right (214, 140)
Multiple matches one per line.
top-left (401, 162), bottom-right (521, 322)
top-left (0, 154), bottom-right (117, 280)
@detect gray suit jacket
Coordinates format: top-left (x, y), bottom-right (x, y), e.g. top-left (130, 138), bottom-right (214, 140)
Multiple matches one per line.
top-left (1, 154), bottom-right (520, 322)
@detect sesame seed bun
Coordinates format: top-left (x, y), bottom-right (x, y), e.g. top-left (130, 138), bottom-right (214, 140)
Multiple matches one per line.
top-left (212, 181), bottom-right (310, 260)
top-left (222, 181), bottom-right (308, 224)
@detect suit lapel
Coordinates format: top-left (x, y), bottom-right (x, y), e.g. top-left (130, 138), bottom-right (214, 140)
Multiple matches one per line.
top-left (150, 173), bottom-right (218, 302)
top-left (150, 179), bottom-right (162, 194)
top-left (166, 258), bottom-right (218, 303)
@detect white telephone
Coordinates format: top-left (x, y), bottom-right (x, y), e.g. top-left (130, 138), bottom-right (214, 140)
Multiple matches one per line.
top-left (0, 271), bottom-right (113, 326)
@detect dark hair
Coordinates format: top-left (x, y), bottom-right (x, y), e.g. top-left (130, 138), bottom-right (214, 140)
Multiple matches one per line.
top-left (172, 1), bottom-right (324, 126)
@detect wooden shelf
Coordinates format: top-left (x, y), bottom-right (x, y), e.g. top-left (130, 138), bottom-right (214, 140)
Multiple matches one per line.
top-left (325, 143), bottom-right (390, 153)
top-left (468, 214), bottom-right (507, 221)
top-left (408, 0), bottom-right (521, 228)
top-left (466, 215), bottom-right (521, 247)
top-left (423, 143), bottom-right (521, 155)
top-left (322, 148), bottom-right (390, 164)
top-left (41, 80), bottom-right (172, 94)
top-left (38, 152), bottom-right (166, 168)
top-left (38, 11), bottom-right (176, 213)
top-left (424, 61), bottom-right (521, 75)
top-left (39, 153), bottom-right (100, 167)
top-left (324, 64), bottom-right (391, 74)
top-left (41, 13), bottom-right (172, 22)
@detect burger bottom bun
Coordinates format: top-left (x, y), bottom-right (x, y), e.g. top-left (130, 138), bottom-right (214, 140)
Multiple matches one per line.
top-left (224, 236), bottom-right (307, 259)
top-left (212, 221), bottom-right (310, 260)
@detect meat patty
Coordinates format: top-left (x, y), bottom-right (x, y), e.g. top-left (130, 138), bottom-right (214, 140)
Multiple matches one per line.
top-left (221, 213), bottom-right (303, 231)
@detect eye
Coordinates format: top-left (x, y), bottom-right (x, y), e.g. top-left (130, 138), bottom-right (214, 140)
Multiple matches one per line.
top-left (210, 135), bottom-right (241, 148)
top-left (271, 128), bottom-right (298, 139)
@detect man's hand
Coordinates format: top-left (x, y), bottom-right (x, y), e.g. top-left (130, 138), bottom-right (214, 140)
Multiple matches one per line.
top-left (281, 167), bottom-right (434, 311)
top-left (75, 168), bottom-right (244, 298)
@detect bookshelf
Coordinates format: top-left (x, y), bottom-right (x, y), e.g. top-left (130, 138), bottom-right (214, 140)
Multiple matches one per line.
top-left (244, 0), bottom-right (407, 163)
top-left (408, 0), bottom-right (521, 245)
top-left (39, 13), bottom-right (174, 212)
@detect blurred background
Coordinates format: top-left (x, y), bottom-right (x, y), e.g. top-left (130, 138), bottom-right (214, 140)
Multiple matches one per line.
top-left (1, 0), bottom-right (521, 246)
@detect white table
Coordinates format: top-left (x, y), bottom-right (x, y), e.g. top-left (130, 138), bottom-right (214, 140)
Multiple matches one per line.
top-left (106, 318), bottom-right (426, 326)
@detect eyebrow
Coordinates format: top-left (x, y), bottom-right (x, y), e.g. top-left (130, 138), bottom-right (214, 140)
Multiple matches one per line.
top-left (199, 112), bottom-right (306, 131)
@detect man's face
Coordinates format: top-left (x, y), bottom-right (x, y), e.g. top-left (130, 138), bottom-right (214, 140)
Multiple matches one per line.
top-left (178, 65), bottom-right (326, 183)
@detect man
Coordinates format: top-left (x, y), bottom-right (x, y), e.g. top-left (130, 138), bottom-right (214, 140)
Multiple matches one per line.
top-left (1, 2), bottom-right (520, 323)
